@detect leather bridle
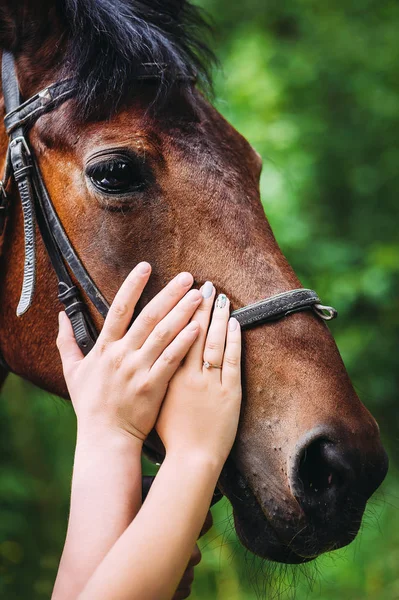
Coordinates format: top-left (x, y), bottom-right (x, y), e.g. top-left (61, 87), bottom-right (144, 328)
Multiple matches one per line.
top-left (0, 49), bottom-right (337, 370)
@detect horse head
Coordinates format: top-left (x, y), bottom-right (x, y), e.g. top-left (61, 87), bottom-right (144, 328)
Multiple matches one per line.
top-left (0, 0), bottom-right (388, 564)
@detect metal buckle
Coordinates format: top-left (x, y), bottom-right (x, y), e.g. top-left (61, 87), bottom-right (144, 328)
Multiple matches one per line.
top-left (38, 88), bottom-right (52, 105)
top-left (10, 136), bottom-right (31, 156)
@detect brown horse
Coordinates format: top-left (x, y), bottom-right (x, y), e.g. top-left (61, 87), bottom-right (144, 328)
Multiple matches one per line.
top-left (0, 0), bottom-right (388, 567)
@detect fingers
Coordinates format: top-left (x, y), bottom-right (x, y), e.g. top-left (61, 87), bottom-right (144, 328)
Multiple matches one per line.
top-left (203, 293), bottom-right (230, 374)
top-left (140, 289), bottom-right (202, 364)
top-left (184, 281), bottom-right (215, 368)
top-left (149, 321), bottom-right (199, 384)
top-left (98, 262), bottom-right (151, 344)
top-left (127, 272), bottom-right (194, 349)
top-left (222, 317), bottom-right (242, 389)
top-left (56, 312), bottom-right (84, 374)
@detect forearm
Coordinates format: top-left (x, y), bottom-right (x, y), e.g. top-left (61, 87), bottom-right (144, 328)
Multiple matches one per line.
top-left (79, 452), bottom-right (221, 600)
top-left (52, 429), bottom-right (143, 599)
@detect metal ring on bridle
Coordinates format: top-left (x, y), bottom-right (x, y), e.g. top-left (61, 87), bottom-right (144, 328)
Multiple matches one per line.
top-left (313, 303), bottom-right (338, 321)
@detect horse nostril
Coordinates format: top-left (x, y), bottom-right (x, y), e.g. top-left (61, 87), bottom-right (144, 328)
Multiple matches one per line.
top-left (287, 428), bottom-right (388, 551)
top-left (301, 439), bottom-right (348, 494)
top-left (293, 436), bottom-right (354, 510)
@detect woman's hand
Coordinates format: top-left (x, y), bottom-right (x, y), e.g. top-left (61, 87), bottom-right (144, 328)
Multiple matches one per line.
top-left (56, 262), bottom-right (202, 445)
top-left (156, 284), bottom-right (242, 469)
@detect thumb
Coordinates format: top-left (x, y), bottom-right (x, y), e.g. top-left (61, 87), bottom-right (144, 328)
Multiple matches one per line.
top-left (56, 311), bottom-right (84, 373)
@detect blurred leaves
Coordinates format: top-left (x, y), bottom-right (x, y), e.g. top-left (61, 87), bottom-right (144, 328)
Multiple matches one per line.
top-left (1, 0), bottom-right (399, 597)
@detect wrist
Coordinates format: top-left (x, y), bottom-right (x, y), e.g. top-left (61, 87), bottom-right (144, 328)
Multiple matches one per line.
top-left (164, 448), bottom-right (224, 482)
top-left (76, 422), bottom-right (144, 455)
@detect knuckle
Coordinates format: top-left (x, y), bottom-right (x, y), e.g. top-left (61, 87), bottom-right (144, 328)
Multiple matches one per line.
top-left (197, 302), bottom-right (211, 313)
top-left (141, 311), bottom-right (158, 327)
top-left (137, 376), bottom-right (152, 395)
top-left (162, 350), bottom-right (177, 365)
top-left (111, 348), bottom-right (127, 370)
top-left (206, 339), bottom-right (220, 351)
top-left (167, 282), bottom-right (181, 299)
top-left (96, 341), bottom-right (108, 355)
top-left (221, 386), bottom-right (241, 401)
top-left (220, 388), bottom-right (231, 402)
top-left (224, 355), bottom-right (239, 367)
top-left (154, 326), bottom-right (169, 343)
top-left (113, 302), bottom-right (129, 319)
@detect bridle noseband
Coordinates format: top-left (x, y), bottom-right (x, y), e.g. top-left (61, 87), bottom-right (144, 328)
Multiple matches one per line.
top-left (0, 50), bottom-right (337, 374)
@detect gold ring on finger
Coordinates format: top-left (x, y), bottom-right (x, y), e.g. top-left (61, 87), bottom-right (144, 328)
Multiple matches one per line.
top-left (203, 360), bottom-right (222, 369)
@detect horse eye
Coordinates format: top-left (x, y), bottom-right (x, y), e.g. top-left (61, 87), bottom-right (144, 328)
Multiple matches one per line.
top-left (87, 158), bottom-right (147, 195)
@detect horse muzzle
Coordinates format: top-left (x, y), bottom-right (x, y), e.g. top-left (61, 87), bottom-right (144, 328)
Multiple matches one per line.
top-left (219, 424), bottom-right (389, 564)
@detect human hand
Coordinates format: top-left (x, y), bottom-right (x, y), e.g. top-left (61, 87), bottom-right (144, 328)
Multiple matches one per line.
top-left (56, 262), bottom-right (203, 445)
top-left (156, 284), bottom-right (242, 468)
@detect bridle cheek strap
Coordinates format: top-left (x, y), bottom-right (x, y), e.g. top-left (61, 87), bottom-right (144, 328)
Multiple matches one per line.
top-left (2, 51), bottom-right (37, 316)
top-left (1, 50), bottom-right (109, 357)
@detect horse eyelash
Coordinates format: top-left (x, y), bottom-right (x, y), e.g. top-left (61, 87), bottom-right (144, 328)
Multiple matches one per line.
top-left (86, 158), bottom-right (129, 176)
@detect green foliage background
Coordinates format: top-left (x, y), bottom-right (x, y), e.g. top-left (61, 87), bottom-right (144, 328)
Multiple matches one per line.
top-left (1, 0), bottom-right (398, 598)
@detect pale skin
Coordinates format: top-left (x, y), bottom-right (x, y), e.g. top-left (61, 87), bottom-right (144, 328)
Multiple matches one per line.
top-left (52, 262), bottom-right (242, 600)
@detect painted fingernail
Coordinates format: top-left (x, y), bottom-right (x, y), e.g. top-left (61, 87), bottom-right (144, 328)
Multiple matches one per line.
top-left (178, 272), bottom-right (193, 286)
top-left (202, 281), bottom-right (214, 299)
top-left (229, 317), bottom-right (239, 331)
top-left (138, 262), bottom-right (151, 274)
top-left (216, 294), bottom-right (228, 309)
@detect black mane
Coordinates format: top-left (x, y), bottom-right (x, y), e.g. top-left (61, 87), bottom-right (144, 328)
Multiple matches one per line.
top-left (59, 0), bottom-right (215, 115)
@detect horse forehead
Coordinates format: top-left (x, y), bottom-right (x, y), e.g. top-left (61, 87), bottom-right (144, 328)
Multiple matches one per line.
top-left (34, 94), bottom-right (261, 179)
top-left (87, 93), bottom-right (260, 170)
top-left (162, 119), bottom-right (262, 179)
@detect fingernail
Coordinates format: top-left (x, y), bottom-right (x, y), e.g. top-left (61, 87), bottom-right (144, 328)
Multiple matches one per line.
top-left (229, 317), bottom-right (239, 331)
top-left (216, 294), bottom-right (228, 309)
top-left (202, 281), bottom-right (214, 299)
top-left (138, 262), bottom-right (151, 274)
top-left (58, 312), bottom-right (64, 325)
top-left (178, 272), bottom-right (193, 286)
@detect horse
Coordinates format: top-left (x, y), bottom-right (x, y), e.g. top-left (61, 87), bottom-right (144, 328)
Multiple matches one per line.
top-left (0, 0), bottom-right (388, 568)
